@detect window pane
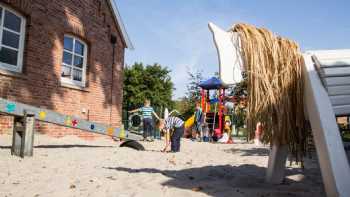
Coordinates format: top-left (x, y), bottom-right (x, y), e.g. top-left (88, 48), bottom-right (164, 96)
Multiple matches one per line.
top-left (73, 69), bottom-right (82, 82)
top-left (61, 65), bottom-right (71, 78)
top-left (4, 10), bottom-right (21, 32)
top-left (75, 41), bottom-right (84, 55)
top-left (0, 47), bottom-right (18, 66)
top-left (63, 51), bottom-right (72, 65)
top-left (64, 36), bottom-right (73, 51)
top-left (73, 55), bottom-right (83, 68)
top-left (2, 30), bottom-right (20, 49)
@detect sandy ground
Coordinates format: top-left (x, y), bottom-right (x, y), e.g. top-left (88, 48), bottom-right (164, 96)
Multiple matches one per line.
top-left (0, 134), bottom-right (325, 197)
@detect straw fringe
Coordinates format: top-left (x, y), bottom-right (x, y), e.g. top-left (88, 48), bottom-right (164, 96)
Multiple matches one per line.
top-left (230, 24), bottom-right (306, 160)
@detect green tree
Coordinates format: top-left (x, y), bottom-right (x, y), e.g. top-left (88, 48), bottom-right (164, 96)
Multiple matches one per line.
top-left (186, 70), bottom-right (203, 103)
top-left (123, 63), bottom-right (174, 115)
top-left (173, 70), bottom-right (204, 120)
top-left (174, 97), bottom-right (192, 120)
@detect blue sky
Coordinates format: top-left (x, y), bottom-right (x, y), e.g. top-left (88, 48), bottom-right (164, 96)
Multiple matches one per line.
top-left (116, 0), bottom-right (350, 99)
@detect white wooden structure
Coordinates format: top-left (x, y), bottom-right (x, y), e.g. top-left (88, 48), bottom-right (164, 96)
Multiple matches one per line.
top-left (208, 22), bottom-right (350, 197)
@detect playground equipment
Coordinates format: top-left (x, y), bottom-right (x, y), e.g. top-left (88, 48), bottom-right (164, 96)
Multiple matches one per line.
top-left (128, 113), bottom-right (143, 134)
top-left (199, 77), bottom-right (228, 138)
top-left (128, 108), bottom-right (180, 134)
top-left (184, 115), bottom-right (195, 138)
top-left (209, 22), bottom-right (350, 197)
top-left (0, 97), bottom-right (143, 157)
top-left (182, 77), bottom-right (238, 142)
top-left (184, 115), bottom-right (195, 129)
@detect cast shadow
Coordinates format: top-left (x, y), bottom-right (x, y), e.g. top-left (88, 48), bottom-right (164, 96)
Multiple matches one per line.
top-left (104, 164), bottom-right (324, 197)
top-left (223, 147), bottom-right (270, 156)
top-left (0, 144), bottom-right (115, 149)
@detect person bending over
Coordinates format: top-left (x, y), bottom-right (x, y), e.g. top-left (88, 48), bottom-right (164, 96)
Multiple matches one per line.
top-left (159, 116), bottom-right (184, 152)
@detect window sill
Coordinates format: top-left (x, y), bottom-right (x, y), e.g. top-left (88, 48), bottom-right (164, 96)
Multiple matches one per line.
top-left (60, 82), bottom-right (89, 92)
top-left (0, 69), bottom-right (27, 80)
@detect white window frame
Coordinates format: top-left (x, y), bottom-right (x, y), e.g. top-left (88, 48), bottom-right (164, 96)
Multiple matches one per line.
top-left (0, 3), bottom-right (26, 73)
top-left (61, 35), bottom-right (88, 87)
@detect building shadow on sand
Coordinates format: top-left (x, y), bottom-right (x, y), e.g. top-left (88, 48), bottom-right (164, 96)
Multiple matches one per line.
top-left (104, 164), bottom-right (324, 197)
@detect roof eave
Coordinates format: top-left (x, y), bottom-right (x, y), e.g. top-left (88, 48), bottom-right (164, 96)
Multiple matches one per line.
top-left (108, 0), bottom-right (134, 50)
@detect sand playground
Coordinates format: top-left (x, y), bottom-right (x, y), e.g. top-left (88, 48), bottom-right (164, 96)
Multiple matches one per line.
top-left (0, 134), bottom-right (326, 197)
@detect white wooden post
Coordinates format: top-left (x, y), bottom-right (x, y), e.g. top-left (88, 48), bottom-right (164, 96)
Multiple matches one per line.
top-left (265, 143), bottom-right (289, 184)
top-left (21, 113), bottom-right (35, 157)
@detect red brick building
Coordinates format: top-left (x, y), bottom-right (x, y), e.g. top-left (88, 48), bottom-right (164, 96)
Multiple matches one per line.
top-left (0, 0), bottom-right (133, 139)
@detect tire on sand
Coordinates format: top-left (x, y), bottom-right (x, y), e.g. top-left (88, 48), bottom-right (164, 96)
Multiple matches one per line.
top-left (120, 140), bottom-right (145, 151)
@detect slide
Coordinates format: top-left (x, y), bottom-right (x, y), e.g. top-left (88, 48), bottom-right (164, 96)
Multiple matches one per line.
top-left (185, 115), bottom-right (195, 129)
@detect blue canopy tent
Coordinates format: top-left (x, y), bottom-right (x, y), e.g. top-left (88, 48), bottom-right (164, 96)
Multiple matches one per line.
top-left (199, 77), bottom-right (227, 90)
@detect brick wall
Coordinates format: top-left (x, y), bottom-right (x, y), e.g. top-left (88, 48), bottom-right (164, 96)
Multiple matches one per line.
top-left (0, 115), bottom-right (13, 135)
top-left (0, 0), bottom-right (126, 139)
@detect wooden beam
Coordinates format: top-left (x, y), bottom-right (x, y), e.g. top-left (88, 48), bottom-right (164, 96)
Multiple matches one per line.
top-left (0, 98), bottom-right (135, 139)
top-left (328, 85), bottom-right (350, 96)
top-left (325, 76), bottom-right (350, 87)
top-left (330, 95), bottom-right (350, 106)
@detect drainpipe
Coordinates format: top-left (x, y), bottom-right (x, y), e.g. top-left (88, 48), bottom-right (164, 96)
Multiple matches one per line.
top-left (110, 35), bottom-right (117, 125)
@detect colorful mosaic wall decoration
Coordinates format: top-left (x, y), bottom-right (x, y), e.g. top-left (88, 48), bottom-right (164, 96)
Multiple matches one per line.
top-left (38, 111), bottom-right (46, 120)
top-left (65, 116), bottom-right (72, 126)
top-left (107, 127), bottom-right (114, 136)
top-left (6, 103), bottom-right (16, 113)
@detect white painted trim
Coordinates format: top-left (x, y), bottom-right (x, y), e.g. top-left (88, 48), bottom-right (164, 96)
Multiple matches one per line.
top-left (60, 35), bottom-right (88, 88)
top-left (108, 0), bottom-right (134, 50)
top-left (0, 3), bottom-right (26, 73)
top-left (60, 81), bottom-right (89, 92)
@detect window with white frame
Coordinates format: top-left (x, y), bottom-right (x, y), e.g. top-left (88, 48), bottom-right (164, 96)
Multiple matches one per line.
top-left (0, 4), bottom-right (26, 72)
top-left (61, 35), bottom-right (87, 87)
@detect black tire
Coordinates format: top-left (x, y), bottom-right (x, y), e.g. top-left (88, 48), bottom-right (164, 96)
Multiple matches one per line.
top-left (120, 140), bottom-right (145, 151)
top-left (129, 114), bottom-right (143, 134)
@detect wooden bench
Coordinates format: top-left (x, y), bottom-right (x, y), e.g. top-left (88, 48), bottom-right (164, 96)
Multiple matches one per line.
top-left (311, 50), bottom-right (350, 116)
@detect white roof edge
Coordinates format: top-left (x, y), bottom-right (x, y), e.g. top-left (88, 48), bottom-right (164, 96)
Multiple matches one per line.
top-left (109, 0), bottom-right (134, 50)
